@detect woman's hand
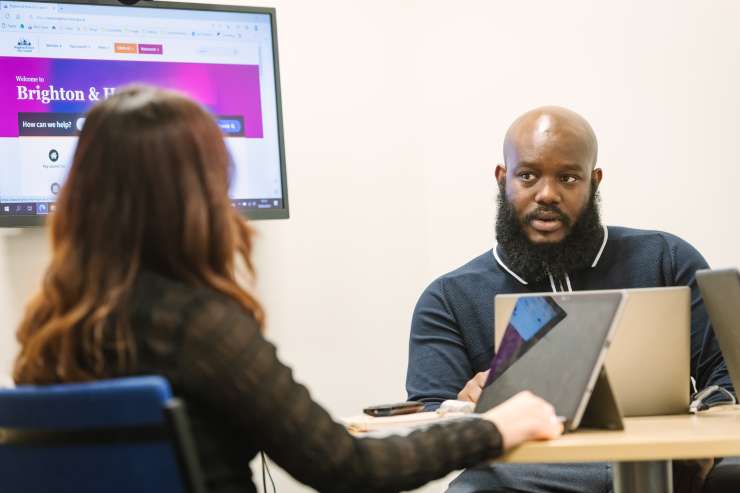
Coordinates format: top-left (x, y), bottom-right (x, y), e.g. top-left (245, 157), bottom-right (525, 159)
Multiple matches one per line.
top-left (482, 391), bottom-right (563, 450)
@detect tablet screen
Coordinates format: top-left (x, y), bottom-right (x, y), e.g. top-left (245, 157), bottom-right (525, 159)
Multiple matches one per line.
top-left (487, 296), bottom-right (567, 384)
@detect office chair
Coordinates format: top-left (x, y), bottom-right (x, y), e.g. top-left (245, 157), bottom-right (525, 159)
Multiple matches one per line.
top-left (0, 375), bottom-right (206, 493)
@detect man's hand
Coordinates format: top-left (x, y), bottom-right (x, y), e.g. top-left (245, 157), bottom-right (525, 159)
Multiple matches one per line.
top-left (457, 370), bottom-right (490, 403)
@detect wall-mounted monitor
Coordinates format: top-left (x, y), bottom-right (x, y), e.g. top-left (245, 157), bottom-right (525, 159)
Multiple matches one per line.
top-left (0, 0), bottom-right (288, 226)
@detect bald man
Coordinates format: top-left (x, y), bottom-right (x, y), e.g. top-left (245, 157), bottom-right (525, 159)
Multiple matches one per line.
top-left (405, 107), bottom-right (733, 492)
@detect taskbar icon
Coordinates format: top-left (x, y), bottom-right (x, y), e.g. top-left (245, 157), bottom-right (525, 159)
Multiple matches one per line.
top-left (231, 198), bottom-right (283, 209)
top-left (0, 202), bottom-right (56, 216)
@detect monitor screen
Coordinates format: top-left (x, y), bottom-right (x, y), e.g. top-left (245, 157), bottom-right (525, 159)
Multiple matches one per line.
top-left (0, 0), bottom-right (288, 226)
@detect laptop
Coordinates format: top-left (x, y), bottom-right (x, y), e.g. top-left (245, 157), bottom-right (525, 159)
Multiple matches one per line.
top-left (475, 291), bottom-right (627, 432)
top-left (696, 268), bottom-right (740, 392)
top-left (495, 287), bottom-right (691, 417)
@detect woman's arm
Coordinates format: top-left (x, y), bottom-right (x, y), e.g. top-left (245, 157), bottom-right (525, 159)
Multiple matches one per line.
top-left (178, 296), bottom-right (504, 492)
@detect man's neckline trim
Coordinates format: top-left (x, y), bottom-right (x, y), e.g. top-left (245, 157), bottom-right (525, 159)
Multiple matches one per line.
top-left (492, 247), bottom-right (528, 285)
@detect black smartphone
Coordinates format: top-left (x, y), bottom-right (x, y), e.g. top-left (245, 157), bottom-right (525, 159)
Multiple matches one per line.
top-left (362, 401), bottom-right (425, 417)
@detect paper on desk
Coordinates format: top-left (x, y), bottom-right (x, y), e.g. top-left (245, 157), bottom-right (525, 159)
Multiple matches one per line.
top-left (342, 411), bottom-right (471, 435)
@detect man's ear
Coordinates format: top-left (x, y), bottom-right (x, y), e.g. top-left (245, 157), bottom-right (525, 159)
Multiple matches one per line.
top-left (591, 168), bottom-right (603, 189)
top-left (495, 164), bottom-right (507, 183)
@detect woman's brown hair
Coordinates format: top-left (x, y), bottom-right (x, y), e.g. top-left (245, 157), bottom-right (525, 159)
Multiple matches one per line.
top-left (14, 85), bottom-right (264, 384)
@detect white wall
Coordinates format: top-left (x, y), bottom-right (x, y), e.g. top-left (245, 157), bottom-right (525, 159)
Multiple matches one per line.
top-left (2, 1), bottom-right (739, 492)
top-left (417, 0), bottom-right (740, 274)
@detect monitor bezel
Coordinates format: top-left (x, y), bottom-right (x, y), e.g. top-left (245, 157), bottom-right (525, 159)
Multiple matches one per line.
top-left (0, 0), bottom-right (289, 227)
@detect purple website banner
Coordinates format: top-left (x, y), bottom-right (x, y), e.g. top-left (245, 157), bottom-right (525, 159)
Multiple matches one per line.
top-left (0, 56), bottom-right (263, 138)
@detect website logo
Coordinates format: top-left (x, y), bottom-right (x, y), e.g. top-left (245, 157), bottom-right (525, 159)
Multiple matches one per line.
top-left (14, 37), bottom-right (35, 53)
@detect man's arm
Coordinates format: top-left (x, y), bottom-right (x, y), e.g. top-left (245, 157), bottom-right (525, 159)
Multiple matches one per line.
top-left (406, 279), bottom-right (475, 409)
top-left (668, 235), bottom-right (734, 402)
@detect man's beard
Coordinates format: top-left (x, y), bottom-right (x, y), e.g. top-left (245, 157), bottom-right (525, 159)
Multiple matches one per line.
top-left (495, 180), bottom-right (604, 284)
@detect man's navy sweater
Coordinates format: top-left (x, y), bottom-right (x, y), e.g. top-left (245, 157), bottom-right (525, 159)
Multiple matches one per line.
top-left (406, 225), bottom-right (731, 408)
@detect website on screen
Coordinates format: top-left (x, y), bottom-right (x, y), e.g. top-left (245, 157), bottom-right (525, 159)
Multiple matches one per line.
top-left (0, 1), bottom-right (284, 217)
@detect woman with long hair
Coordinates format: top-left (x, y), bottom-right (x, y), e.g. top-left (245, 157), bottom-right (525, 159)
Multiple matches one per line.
top-left (14, 85), bottom-right (561, 493)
